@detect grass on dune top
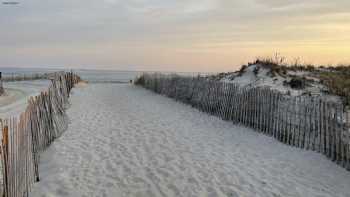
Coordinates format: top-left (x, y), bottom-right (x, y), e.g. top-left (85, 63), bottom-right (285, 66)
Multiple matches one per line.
top-left (248, 58), bottom-right (350, 107)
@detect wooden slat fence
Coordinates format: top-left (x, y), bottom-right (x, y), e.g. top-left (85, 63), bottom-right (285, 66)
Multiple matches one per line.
top-left (2, 73), bottom-right (49, 82)
top-left (0, 72), bottom-right (81, 197)
top-left (136, 73), bottom-right (350, 171)
top-left (1, 72), bottom-right (76, 82)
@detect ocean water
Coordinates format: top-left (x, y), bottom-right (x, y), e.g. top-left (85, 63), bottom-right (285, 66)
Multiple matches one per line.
top-left (0, 67), bottom-right (141, 83)
top-left (0, 67), bottom-right (208, 83)
top-left (76, 69), bottom-right (141, 83)
top-left (0, 67), bottom-right (60, 76)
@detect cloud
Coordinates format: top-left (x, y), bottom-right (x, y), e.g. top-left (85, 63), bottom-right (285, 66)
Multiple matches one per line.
top-left (0, 0), bottom-right (350, 71)
top-left (254, 0), bottom-right (309, 8)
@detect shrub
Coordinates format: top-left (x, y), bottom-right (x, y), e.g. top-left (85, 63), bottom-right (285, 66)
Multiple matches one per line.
top-left (288, 77), bottom-right (306, 89)
top-left (253, 66), bottom-right (260, 76)
top-left (238, 65), bottom-right (247, 76)
top-left (306, 65), bottom-right (316, 72)
top-left (134, 75), bottom-right (145, 86)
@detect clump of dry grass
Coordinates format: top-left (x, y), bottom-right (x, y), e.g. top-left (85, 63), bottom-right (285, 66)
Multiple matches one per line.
top-left (249, 56), bottom-right (288, 77)
top-left (250, 54), bottom-right (318, 75)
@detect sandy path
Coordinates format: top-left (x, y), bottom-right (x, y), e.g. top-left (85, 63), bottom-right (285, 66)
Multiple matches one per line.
top-left (31, 84), bottom-right (350, 197)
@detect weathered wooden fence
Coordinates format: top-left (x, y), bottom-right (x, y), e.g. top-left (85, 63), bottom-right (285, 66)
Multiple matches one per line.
top-left (0, 72), bottom-right (81, 197)
top-left (1, 72), bottom-right (78, 82)
top-left (0, 73), bottom-right (4, 96)
top-left (136, 73), bottom-right (350, 171)
top-left (1, 73), bottom-right (50, 82)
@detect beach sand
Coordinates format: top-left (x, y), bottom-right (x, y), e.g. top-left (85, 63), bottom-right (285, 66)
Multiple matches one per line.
top-left (30, 83), bottom-right (350, 197)
top-left (0, 80), bottom-right (50, 118)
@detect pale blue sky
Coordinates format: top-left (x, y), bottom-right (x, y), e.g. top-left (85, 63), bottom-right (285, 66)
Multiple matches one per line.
top-left (1, 0), bottom-right (350, 72)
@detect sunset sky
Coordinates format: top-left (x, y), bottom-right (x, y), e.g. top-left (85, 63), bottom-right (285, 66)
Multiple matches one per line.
top-left (0, 0), bottom-right (349, 72)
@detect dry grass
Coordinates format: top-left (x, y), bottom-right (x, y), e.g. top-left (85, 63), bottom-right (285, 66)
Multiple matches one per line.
top-left (251, 57), bottom-right (350, 106)
top-left (318, 68), bottom-right (350, 106)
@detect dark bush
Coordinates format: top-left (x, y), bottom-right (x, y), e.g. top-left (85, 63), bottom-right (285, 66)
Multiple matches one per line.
top-left (134, 75), bottom-right (145, 86)
top-left (285, 77), bottom-right (306, 89)
top-left (253, 66), bottom-right (260, 76)
top-left (238, 65), bottom-right (247, 76)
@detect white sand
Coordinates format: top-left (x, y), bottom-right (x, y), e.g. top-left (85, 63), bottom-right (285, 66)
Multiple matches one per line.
top-left (31, 84), bottom-right (350, 197)
top-left (0, 80), bottom-right (50, 118)
top-left (221, 65), bottom-right (340, 103)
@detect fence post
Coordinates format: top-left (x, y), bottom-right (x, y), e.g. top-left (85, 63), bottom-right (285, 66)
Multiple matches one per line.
top-left (304, 98), bottom-right (310, 150)
top-left (264, 89), bottom-right (269, 134)
top-left (291, 97), bottom-right (297, 146)
top-left (331, 103), bottom-right (336, 161)
top-left (261, 89), bottom-right (265, 132)
top-left (253, 88), bottom-right (258, 130)
top-left (287, 98), bottom-right (292, 145)
top-left (232, 85), bottom-right (238, 123)
top-left (336, 104), bottom-right (341, 164)
top-left (268, 90), bottom-right (273, 136)
top-left (276, 93), bottom-right (281, 141)
top-left (317, 100), bottom-right (322, 152)
top-left (338, 104), bottom-right (344, 165)
top-left (272, 92), bottom-right (277, 138)
top-left (259, 89), bottom-right (263, 132)
top-left (2, 125), bottom-right (9, 197)
top-left (244, 88), bottom-right (248, 126)
top-left (325, 102), bottom-right (331, 159)
top-left (310, 98), bottom-right (315, 150)
top-left (288, 97), bottom-right (293, 145)
top-left (345, 108), bottom-right (350, 170)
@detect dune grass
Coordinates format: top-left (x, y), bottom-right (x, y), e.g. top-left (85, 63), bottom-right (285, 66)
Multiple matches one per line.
top-left (250, 57), bottom-right (350, 106)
